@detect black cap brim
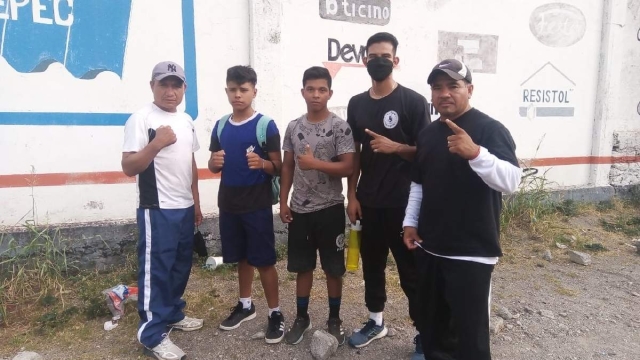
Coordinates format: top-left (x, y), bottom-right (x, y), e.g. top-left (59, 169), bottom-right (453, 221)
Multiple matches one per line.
top-left (427, 69), bottom-right (465, 85)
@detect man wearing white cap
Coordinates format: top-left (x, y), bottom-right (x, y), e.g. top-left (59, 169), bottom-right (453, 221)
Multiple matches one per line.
top-left (121, 61), bottom-right (203, 360)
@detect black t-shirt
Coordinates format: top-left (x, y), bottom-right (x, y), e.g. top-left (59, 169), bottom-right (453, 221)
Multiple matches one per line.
top-left (347, 84), bottom-right (431, 208)
top-left (412, 108), bottom-right (518, 257)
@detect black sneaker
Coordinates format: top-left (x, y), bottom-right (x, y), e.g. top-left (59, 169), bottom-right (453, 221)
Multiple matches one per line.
top-left (284, 315), bottom-right (311, 345)
top-left (327, 318), bottom-right (346, 346)
top-left (265, 311), bottom-right (285, 344)
top-left (219, 302), bottom-right (256, 330)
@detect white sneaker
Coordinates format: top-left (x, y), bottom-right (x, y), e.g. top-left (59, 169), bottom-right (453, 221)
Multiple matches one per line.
top-left (169, 316), bottom-right (203, 331)
top-left (144, 335), bottom-right (186, 360)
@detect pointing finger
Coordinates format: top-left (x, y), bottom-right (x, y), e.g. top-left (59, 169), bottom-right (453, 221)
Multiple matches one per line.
top-left (364, 128), bottom-right (380, 138)
top-left (445, 119), bottom-right (466, 135)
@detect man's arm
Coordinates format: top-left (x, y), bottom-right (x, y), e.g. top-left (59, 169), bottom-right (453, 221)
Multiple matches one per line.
top-left (347, 143), bottom-right (361, 200)
top-left (402, 182), bottom-right (423, 250)
top-left (364, 129), bottom-right (416, 161)
top-left (121, 125), bottom-right (175, 176)
top-left (279, 151), bottom-right (295, 204)
top-left (297, 145), bottom-right (354, 177)
top-left (192, 155), bottom-right (203, 225)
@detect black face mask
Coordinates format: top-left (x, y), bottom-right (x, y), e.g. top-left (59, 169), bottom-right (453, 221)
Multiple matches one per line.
top-left (366, 57), bottom-right (394, 82)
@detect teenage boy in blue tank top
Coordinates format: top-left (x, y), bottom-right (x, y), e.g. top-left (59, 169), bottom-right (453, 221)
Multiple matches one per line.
top-left (208, 65), bottom-right (285, 344)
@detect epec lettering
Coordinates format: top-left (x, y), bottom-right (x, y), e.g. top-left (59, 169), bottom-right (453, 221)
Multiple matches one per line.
top-left (327, 38), bottom-right (366, 63)
top-left (320, 0), bottom-right (391, 26)
top-left (0, 0), bottom-right (74, 26)
top-left (522, 89), bottom-right (571, 104)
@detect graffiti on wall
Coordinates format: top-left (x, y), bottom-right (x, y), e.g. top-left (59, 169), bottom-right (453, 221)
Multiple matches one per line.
top-left (0, 0), bottom-right (199, 126)
top-left (323, 38), bottom-right (366, 78)
top-left (529, 3), bottom-right (586, 47)
top-left (438, 31), bottom-right (498, 74)
top-left (319, 0), bottom-right (390, 25)
top-left (519, 62), bottom-right (576, 120)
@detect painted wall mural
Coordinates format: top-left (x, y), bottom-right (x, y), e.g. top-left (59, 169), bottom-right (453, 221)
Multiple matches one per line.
top-left (529, 3), bottom-right (586, 47)
top-left (0, 0), bottom-right (199, 126)
top-left (319, 0), bottom-right (391, 25)
top-left (437, 31), bottom-right (498, 74)
top-left (519, 62), bottom-right (576, 119)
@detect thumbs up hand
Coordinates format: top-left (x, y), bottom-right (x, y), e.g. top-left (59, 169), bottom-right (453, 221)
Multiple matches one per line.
top-left (445, 119), bottom-right (480, 160)
top-left (297, 144), bottom-right (317, 170)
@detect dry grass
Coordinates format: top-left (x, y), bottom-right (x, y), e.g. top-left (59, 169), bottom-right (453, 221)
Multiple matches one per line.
top-left (1, 184), bottom-right (639, 357)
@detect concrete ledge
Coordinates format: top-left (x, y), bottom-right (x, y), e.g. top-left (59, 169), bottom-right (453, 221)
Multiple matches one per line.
top-left (1, 184), bottom-right (637, 270)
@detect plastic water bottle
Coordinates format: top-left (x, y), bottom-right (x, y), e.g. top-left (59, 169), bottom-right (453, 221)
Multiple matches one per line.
top-left (346, 220), bottom-right (362, 271)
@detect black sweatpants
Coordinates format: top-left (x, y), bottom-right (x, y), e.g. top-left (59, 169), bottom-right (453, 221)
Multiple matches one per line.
top-left (360, 206), bottom-right (419, 325)
top-left (416, 251), bottom-right (494, 360)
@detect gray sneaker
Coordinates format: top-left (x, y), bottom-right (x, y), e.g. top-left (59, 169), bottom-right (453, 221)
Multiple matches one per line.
top-left (143, 334), bottom-right (185, 360)
top-left (169, 316), bottom-right (203, 331)
top-left (348, 319), bottom-right (388, 348)
top-left (284, 315), bottom-right (311, 345)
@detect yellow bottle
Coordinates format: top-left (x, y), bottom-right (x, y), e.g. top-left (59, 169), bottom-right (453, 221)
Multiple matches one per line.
top-left (346, 220), bottom-right (362, 271)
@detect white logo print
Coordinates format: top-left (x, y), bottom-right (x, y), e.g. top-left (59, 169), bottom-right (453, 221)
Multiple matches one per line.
top-left (383, 110), bottom-right (399, 129)
top-left (336, 234), bottom-right (345, 251)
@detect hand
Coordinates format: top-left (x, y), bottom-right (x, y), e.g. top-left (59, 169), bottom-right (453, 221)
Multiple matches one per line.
top-left (247, 152), bottom-right (263, 170)
top-left (194, 205), bottom-right (203, 226)
top-left (279, 203), bottom-right (293, 223)
top-left (403, 226), bottom-right (422, 250)
top-left (212, 150), bottom-right (225, 168)
top-left (445, 119), bottom-right (480, 160)
top-left (297, 144), bottom-right (317, 170)
top-left (153, 125), bottom-right (177, 149)
top-left (365, 129), bottom-right (399, 154)
top-left (346, 197), bottom-right (362, 224)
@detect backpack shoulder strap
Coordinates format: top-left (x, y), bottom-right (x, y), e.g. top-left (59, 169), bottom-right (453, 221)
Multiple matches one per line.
top-left (256, 114), bottom-right (273, 150)
top-left (216, 114), bottom-right (232, 140)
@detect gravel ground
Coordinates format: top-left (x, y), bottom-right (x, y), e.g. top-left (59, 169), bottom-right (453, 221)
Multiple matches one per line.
top-left (2, 215), bottom-right (640, 360)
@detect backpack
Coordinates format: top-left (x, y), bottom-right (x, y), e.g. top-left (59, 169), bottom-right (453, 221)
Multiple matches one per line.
top-left (216, 114), bottom-right (280, 205)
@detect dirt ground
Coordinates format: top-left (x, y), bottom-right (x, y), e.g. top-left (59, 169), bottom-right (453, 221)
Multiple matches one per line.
top-left (1, 212), bottom-right (639, 360)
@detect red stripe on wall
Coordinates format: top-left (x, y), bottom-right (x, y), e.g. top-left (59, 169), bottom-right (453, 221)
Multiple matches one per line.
top-left (1, 156), bottom-right (639, 188)
top-left (0, 169), bottom-right (220, 188)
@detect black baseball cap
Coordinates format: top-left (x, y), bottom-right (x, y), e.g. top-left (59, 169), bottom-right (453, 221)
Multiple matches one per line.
top-left (427, 59), bottom-right (472, 84)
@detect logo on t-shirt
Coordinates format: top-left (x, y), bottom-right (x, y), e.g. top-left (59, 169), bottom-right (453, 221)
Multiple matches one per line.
top-left (383, 110), bottom-right (399, 129)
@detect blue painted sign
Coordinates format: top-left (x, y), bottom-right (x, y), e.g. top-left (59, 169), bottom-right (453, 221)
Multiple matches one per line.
top-left (0, 0), bottom-right (199, 126)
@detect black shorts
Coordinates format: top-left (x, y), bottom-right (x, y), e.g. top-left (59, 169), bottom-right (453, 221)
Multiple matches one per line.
top-left (287, 203), bottom-right (346, 277)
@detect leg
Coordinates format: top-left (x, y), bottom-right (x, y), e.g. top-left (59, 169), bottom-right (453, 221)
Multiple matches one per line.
top-left (136, 208), bottom-right (180, 349)
top-left (243, 208), bottom-right (279, 308)
top-left (418, 252), bottom-right (456, 360)
top-left (286, 210), bottom-right (316, 301)
top-left (359, 206), bottom-right (389, 314)
top-left (442, 259), bottom-right (494, 360)
top-left (238, 260), bottom-right (255, 299)
top-left (167, 206), bottom-right (195, 324)
top-left (314, 204), bottom-right (346, 314)
top-left (385, 207), bottom-right (420, 327)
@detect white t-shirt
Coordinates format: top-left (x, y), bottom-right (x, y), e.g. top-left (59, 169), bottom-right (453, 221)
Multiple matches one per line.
top-left (122, 103), bottom-right (200, 209)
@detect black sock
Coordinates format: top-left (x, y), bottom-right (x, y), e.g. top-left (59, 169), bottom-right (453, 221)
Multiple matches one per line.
top-left (297, 296), bottom-right (309, 318)
top-left (329, 297), bottom-right (341, 319)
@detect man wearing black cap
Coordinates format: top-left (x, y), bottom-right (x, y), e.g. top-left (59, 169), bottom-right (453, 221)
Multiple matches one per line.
top-left (402, 59), bottom-right (522, 360)
top-left (122, 61), bottom-right (203, 360)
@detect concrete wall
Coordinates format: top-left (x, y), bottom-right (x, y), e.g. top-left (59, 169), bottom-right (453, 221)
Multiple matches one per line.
top-left (1, 0), bottom-right (640, 227)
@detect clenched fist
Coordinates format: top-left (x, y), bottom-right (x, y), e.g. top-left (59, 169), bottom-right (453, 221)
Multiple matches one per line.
top-left (247, 152), bottom-right (264, 170)
top-left (211, 150), bottom-right (225, 168)
top-left (153, 125), bottom-right (177, 149)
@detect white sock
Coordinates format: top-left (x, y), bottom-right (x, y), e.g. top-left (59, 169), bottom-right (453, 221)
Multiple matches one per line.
top-left (269, 307), bottom-right (280, 317)
top-left (240, 297), bottom-right (252, 309)
top-left (370, 311), bottom-right (383, 326)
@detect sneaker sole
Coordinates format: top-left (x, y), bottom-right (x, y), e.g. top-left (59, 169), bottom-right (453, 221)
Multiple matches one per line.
top-left (170, 323), bottom-right (203, 332)
top-left (285, 321), bottom-right (312, 345)
top-left (265, 332), bottom-right (285, 344)
top-left (218, 312), bottom-right (257, 330)
top-left (143, 347), bottom-right (186, 360)
top-left (350, 326), bottom-right (388, 349)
